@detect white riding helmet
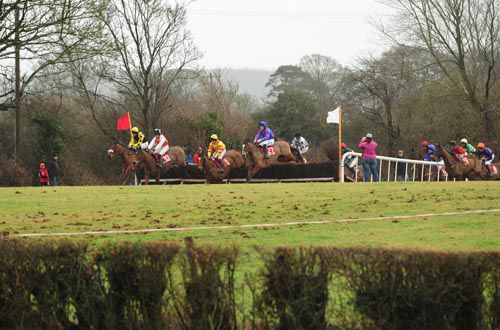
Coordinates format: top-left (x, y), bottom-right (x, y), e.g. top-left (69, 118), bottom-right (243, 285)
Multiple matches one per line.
top-left (460, 138), bottom-right (468, 144)
top-left (154, 128), bottom-right (161, 135)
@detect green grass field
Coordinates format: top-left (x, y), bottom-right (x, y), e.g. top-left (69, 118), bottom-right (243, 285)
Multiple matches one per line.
top-left (1, 182), bottom-right (499, 251)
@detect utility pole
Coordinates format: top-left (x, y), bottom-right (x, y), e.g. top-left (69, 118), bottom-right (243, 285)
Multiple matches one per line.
top-left (14, 3), bottom-right (21, 158)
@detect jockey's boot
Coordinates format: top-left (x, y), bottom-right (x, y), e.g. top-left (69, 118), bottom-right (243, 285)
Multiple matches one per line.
top-left (486, 165), bottom-right (492, 176)
top-left (155, 154), bottom-right (162, 169)
top-left (218, 161), bottom-right (225, 172)
top-left (263, 145), bottom-right (269, 159)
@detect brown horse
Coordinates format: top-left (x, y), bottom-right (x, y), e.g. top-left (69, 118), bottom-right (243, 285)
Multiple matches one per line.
top-left (198, 150), bottom-right (244, 183)
top-left (136, 146), bottom-right (186, 184)
top-left (242, 141), bottom-right (297, 180)
top-left (435, 144), bottom-right (482, 180)
top-left (107, 142), bottom-right (143, 185)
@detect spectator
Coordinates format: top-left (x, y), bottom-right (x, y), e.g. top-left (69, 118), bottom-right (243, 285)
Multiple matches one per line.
top-left (193, 147), bottom-right (202, 165)
top-left (396, 150), bottom-right (406, 181)
top-left (358, 133), bottom-right (379, 182)
top-left (38, 163), bottom-right (50, 186)
top-left (48, 154), bottom-right (60, 186)
top-left (341, 142), bottom-right (356, 169)
top-left (185, 146), bottom-right (194, 164)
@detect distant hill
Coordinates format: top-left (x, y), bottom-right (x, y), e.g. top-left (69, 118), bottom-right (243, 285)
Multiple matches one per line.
top-left (220, 68), bottom-right (273, 100)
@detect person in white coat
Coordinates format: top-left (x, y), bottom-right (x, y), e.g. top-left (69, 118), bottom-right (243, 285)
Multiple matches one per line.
top-left (291, 133), bottom-right (309, 163)
top-left (148, 128), bottom-right (169, 165)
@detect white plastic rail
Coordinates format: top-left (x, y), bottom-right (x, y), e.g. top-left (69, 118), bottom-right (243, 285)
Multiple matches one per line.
top-left (340, 152), bottom-right (448, 183)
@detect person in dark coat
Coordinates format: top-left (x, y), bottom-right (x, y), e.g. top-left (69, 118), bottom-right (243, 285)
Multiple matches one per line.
top-left (396, 150), bottom-right (406, 181)
top-left (48, 154), bottom-right (60, 186)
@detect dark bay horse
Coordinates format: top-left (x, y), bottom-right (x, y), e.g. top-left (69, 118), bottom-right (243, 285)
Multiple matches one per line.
top-left (198, 150), bottom-right (244, 183)
top-left (107, 142), bottom-right (143, 185)
top-left (435, 144), bottom-right (482, 180)
top-left (242, 141), bottom-right (297, 180)
top-left (136, 146), bottom-right (186, 184)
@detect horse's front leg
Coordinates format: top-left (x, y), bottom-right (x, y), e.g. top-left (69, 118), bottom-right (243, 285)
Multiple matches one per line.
top-left (121, 168), bottom-right (132, 185)
top-left (247, 166), bottom-right (259, 182)
top-left (143, 168), bottom-right (149, 185)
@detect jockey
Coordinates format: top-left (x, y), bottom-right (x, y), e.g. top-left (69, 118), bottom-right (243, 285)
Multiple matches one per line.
top-left (207, 134), bottom-right (226, 171)
top-left (422, 141), bottom-right (437, 161)
top-left (341, 142), bottom-right (356, 169)
top-left (148, 128), bottom-right (169, 165)
top-left (128, 127), bottom-right (146, 149)
top-left (475, 142), bottom-right (495, 176)
top-left (254, 121), bottom-right (275, 158)
top-left (460, 138), bottom-right (476, 154)
top-left (449, 140), bottom-right (468, 165)
top-left (290, 133), bottom-right (309, 162)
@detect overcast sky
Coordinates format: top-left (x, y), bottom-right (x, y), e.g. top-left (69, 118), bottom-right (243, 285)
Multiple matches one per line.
top-left (186, 0), bottom-right (393, 70)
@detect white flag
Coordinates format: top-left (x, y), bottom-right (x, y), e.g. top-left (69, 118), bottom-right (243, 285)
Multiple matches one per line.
top-left (326, 107), bottom-right (340, 124)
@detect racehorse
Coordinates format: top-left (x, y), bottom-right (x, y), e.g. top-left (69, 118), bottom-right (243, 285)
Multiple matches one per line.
top-left (198, 150), bottom-right (244, 183)
top-left (241, 141), bottom-right (297, 180)
top-left (107, 142), bottom-right (143, 185)
top-left (136, 146), bottom-right (186, 184)
top-left (435, 144), bottom-right (482, 180)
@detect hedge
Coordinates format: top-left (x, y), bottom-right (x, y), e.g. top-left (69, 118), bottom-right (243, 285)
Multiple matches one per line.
top-left (0, 240), bottom-right (497, 329)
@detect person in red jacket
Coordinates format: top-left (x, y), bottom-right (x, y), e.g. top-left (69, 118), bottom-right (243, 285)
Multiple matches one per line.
top-left (38, 163), bottom-right (50, 186)
top-left (193, 147), bottom-right (202, 165)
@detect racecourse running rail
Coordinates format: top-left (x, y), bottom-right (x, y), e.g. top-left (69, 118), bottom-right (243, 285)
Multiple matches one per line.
top-left (340, 152), bottom-right (449, 183)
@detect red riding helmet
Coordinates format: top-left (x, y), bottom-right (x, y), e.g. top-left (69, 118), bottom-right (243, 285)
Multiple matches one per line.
top-left (341, 143), bottom-right (347, 149)
top-left (477, 142), bottom-right (485, 149)
top-left (421, 141), bottom-right (429, 147)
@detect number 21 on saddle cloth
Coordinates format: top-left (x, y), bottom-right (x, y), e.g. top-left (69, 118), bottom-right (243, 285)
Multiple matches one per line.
top-left (260, 146), bottom-right (276, 155)
top-left (161, 154), bottom-right (171, 163)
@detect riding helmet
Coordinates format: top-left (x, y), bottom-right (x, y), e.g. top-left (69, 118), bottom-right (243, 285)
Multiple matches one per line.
top-left (154, 128), bottom-right (161, 135)
top-left (477, 142), bottom-right (485, 149)
top-left (259, 121), bottom-right (267, 127)
top-left (421, 141), bottom-right (429, 147)
top-left (131, 127), bottom-right (139, 133)
top-left (210, 134), bottom-right (218, 140)
top-left (460, 138), bottom-right (468, 144)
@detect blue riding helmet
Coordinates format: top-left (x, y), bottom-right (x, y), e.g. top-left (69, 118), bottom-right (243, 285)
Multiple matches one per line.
top-left (259, 121), bottom-right (267, 127)
top-left (427, 145), bottom-right (436, 151)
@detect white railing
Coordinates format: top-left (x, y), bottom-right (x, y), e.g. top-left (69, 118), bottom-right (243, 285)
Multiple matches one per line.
top-left (340, 152), bottom-right (448, 183)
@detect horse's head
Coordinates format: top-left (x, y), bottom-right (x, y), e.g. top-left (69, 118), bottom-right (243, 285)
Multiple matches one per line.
top-left (241, 144), bottom-right (247, 159)
top-left (107, 143), bottom-right (117, 159)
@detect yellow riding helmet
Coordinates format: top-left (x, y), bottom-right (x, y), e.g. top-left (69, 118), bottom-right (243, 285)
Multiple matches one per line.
top-left (210, 134), bottom-right (218, 140)
top-left (131, 127), bottom-right (139, 133)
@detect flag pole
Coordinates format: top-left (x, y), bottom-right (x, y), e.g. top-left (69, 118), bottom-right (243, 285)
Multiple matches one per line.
top-left (338, 105), bottom-right (342, 182)
top-left (127, 112), bottom-right (133, 140)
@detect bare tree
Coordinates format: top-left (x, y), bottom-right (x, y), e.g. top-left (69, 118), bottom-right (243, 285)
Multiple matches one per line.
top-left (88, 0), bottom-right (201, 136)
top-left (347, 47), bottom-right (428, 154)
top-left (0, 0), bottom-right (106, 154)
top-left (380, 0), bottom-right (500, 139)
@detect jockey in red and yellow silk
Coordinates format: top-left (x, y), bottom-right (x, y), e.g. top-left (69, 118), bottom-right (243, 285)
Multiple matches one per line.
top-left (207, 134), bottom-right (226, 171)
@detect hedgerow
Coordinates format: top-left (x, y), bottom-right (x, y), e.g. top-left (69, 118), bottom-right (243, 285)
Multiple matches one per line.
top-left (0, 240), bottom-right (497, 329)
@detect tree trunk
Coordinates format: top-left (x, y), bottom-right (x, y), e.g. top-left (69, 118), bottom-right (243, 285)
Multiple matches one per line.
top-left (481, 107), bottom-right (495, 141)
